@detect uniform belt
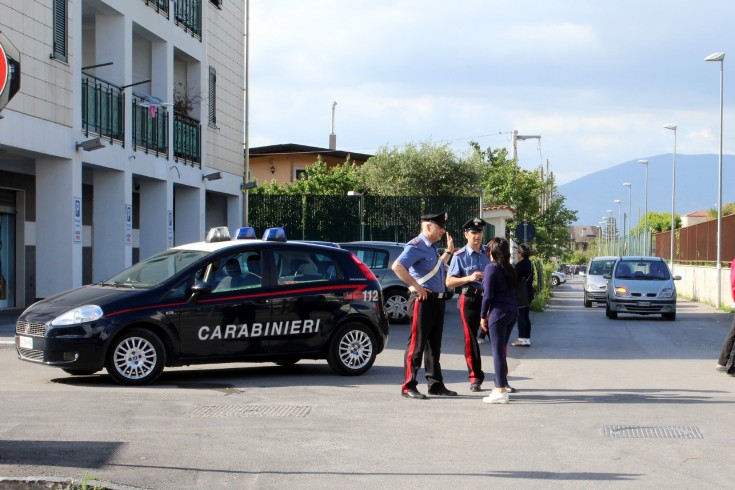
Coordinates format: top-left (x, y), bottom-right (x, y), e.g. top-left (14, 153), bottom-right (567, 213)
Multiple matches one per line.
top-left (461, 286), bottom-right (483, 297)
top-left (411, 291), bottom-right (448, 299)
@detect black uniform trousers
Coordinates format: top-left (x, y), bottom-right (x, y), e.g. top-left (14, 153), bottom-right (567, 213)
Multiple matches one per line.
top-left (402, 294), bottom-right (446, 392)
top-left (458, 294), bottom-right (484, 385)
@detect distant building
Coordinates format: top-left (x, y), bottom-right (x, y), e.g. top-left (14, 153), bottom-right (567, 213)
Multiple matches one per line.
top-left (569, 225), bottom-right (600, 252)
top-left (247, 144), bottom-right (372, 185)
top-left (681, 210), bottom-right (710, 228)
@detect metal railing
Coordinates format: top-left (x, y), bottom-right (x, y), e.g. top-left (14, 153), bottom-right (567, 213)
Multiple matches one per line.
top-left (132, 96), bottom-right (169, 158)
top-left (173, 112), bottom-right (201, 166)
top-left (174, 0), bottom-right (202, 40)
top-left (141, 0), bottom-right (169, 18)
top-left (81, 74), bottom-right (125, 145)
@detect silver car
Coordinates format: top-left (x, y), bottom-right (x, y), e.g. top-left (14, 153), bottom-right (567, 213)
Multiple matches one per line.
top-left (604, 256), bottom-right (681, 321)
top-left (584, 256), bottom-right (617, 307)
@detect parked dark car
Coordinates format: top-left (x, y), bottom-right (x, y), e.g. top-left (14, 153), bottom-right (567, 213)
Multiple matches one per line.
top-left (15, 227), bottom-right (389, 385)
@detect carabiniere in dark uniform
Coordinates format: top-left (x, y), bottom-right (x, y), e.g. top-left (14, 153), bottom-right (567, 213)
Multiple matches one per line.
top-left (446, 217), bottom-right (490, 392)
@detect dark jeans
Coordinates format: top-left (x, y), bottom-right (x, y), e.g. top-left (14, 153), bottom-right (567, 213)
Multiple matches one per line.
top-left (718, 315), bottom-right (735, 366)
top-left (517, 306), bottom-right (532, 338)
top-left (489, 311), bottom-right (517, 388)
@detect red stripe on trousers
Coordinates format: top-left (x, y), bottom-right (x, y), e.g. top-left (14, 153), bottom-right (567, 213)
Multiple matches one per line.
top-left (403, 298), bottom-right (421, 389)
top-left (459, 295), bottom-right (478, 380)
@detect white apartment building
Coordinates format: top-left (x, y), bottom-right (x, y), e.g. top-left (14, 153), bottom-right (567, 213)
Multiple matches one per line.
top-left (0, 0), bottom-right (245, 310)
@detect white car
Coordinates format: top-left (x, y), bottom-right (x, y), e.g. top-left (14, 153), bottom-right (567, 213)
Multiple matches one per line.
top-left (551, 271), bottom-right (567, 287)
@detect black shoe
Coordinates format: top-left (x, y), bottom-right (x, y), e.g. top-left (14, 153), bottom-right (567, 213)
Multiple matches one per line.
top-left (505, 384), bottom-right (518, 393)
top-left (402, 388), bottom-right (427, 399)
top-left (470, 383), bottom-right (482, 392)
top-left (428, 385), bottom-right (458, 396)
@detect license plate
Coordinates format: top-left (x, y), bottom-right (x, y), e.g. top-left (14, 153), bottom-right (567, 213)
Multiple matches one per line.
top-left (18, 335), bottom-right (33, 349)
top-left (638, 301), bottom-right (650, 307)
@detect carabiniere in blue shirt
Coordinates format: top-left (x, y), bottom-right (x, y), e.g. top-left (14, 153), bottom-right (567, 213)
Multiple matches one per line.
top-left (395, 234), bottom-right (446, 293)
top-left (447, 243), bottom-right (490, 290)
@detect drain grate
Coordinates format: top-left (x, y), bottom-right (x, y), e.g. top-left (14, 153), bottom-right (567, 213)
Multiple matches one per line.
top-left (604, 425), bottom-right (702, 439)
top-left (187, 405), bottom-right (312, 418)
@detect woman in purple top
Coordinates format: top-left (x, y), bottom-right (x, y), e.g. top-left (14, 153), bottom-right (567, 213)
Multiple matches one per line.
top-left (479, 237), bottom-right (518, 404)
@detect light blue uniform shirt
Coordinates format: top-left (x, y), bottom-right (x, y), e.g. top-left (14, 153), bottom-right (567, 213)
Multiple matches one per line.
top-left (447, 243), bottom-right (490, 290)
top-left (395, 234), bottom-right (446, 292)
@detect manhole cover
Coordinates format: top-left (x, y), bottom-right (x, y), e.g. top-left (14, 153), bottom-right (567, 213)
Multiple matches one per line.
top-left (604, 425), bottom-right (703, 439)
top-left (186, 405), bottom-right (311, 418)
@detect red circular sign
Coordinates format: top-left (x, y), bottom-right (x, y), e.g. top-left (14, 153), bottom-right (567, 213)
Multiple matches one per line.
top-left (0, 41), bottom-right (8, 98)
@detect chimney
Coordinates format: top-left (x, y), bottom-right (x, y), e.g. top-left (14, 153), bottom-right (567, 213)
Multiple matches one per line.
top-left (329, 101), bottom-right (337, 150)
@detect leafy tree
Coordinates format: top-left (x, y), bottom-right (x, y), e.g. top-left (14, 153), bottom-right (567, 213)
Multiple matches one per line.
top-left (358, 140), bottom-right (483, 196)
top-left (631, 211), bottom-right (681, 233)
top-left (707, 201), bottom-right (735, 218)
top-left (251, 156), bottom-right (361, 195)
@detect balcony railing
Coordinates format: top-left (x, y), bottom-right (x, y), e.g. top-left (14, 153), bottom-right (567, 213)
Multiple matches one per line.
top-left (141, 0), bottom-right (169, 18)
top-left (82, 74), bottom-right (125, 145)
top-left (132, 96), bottom-right (169, 158)
top-left (174, 0), bottom-right (202, 40)
top-left (173, 112), bottom-right (201, 166)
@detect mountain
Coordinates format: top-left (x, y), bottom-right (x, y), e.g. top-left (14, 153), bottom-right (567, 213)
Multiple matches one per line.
top-left (558, 154), bottom-right (735, 227)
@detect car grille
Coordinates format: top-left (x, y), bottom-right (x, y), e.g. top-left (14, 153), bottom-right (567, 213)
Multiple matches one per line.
top-left (625, 304), bottom-right (665, 313)
top-left (631, 293), bottom-right (659, 298)
top-left (17, 347), bottom-right (44, 362)
top-left (16, 321), bottom-right (47, 337)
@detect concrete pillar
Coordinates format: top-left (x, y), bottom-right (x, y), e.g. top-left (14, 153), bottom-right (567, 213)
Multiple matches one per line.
top-left (138, 179), bottom-right (168, 260)
top-left (174, 185), bottom-right (201, 245)
top-left (92, 168), bottom-right (128, 281)
top-left (36, 158), bottom-right (83, 297)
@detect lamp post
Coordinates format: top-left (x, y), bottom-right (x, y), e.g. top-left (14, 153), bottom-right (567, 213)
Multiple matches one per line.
top-left (613, 199), bottom-right (622, 256)
top-left (623, 182), bottom-right (632, 254)
top-left (598, 221), bottom-right (604, 256)
top-left (705, 51), bottom-right (725, 308)
top-left (638, 159), bottom-right (649, 255)
top-left (663, 124), bottom-right (677, 272)
top-left (606, 210), bottom-right (613, 255)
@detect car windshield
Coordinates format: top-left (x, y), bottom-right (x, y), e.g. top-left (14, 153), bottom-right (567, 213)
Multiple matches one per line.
top-left (615, 261), bottom-right (670, 280)
top-left (589, 260), bottom-right (615, 275)
top-left (100, 249), bottom-right (209, 288)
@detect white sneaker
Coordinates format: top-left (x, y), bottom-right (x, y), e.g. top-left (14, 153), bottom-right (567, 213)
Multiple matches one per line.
top-left (482, 390), bottom-right (509, 404)
top-left (524, 338), bottom-right (531, 346)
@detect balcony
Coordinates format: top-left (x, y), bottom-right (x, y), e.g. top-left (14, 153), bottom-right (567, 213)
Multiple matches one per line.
top-left (141, 0), bottom-right (169, 18)
top-left (174, 0), bottom-right (202, 40)
top-left (81, 74), bottom-right (125, 145)
top-left (132, 95), bottom-right (169, 158)
top-left (173, 112), bottom-right (201, 166)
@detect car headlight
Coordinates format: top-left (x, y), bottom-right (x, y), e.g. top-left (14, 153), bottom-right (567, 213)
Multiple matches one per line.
top-left (50, 305), bottom-right (104, 326)
top-left (614, 286), bottom-right (628, 297)
top-left (659, 288), bottom-right (674, 298)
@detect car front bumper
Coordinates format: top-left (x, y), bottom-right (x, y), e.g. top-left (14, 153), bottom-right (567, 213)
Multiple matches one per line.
top-left (607, 298), bottom-right (676, 315)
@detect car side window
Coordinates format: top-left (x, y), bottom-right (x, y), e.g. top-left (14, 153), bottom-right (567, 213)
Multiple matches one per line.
top-left (348, 248), bottom-right (388, 269)
top-left (212, 252), bottom-right (262, 292)
top-left (274, 250), bottom-right (338, 284)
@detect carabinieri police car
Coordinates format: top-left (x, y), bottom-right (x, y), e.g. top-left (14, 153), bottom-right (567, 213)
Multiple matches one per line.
top-left (15, 227), bottom-right (389, 385)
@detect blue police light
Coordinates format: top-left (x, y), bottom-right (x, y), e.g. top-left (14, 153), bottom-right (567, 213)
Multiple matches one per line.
top-left (205, 227), bottom-right (231, 243)
top-left (235, 227), bottom-right (257, 239)
top-left (262, 227), bottom-right (287, 242)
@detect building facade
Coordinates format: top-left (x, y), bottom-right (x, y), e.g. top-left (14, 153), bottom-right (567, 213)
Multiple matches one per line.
top-left (0, 0), bottom-right (245, 310)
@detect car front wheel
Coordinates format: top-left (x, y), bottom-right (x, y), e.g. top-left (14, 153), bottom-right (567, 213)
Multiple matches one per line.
top-left (383, 288), bottom-right (409, 323)
top-left (584, 294), bottom-right (592, 308)
top-left (327, 323), bottom-right (377, 376)
top-left (605, 303), bottom-right (618, 319)
top-left (105, 328), bottom-right (165, 385)
top-left (551, 276), bottom-right (560, 287)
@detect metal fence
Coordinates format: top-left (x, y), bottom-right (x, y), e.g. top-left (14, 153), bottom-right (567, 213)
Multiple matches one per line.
top-left (654, 213), bottom-right (735, 265)
top-left (248, 195), bottom-right (482, 243)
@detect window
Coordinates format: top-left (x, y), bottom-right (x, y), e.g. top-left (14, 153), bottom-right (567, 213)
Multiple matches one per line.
top-left (208, 66), bottom-right (216, 126)
top-left (52, 0), bottom-right (67, 62)
top-left (210, 0), bottom-right (223, 8)
top-left (294, 168), bottom-right (307, 181)
top-left (274, 250), bottom-right (337, 284)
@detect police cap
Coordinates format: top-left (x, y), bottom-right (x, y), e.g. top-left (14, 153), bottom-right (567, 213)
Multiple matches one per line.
top-left (462, 217), bottom-right (486, 232)
top-left (421, 212), bottom-right (448, 228)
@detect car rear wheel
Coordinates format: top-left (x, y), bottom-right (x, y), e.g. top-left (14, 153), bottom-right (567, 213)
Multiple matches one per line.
top-left (327, 323), bottom-right (377, 376)
top-left (605, 303), bottom-right (617, 319)
top-left (62, 368), bottom-right (100, 376)
top-left (383, 288), bottom-right (409, 323)
top-left (105, 328), bottom-right (165, 385)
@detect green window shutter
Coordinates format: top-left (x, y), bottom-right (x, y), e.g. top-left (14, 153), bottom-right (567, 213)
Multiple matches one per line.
top-left (53, 0), bottom-right (67, 62)
top-left (208, 66), bottom-right (216, 125)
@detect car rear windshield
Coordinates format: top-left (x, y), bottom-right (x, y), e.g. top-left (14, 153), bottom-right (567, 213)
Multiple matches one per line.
top-left (615, 261), bottom-right (670, 280)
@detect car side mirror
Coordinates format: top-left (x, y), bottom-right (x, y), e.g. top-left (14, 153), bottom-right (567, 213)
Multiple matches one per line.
top-left (187, 281), bottom-right (213, 304)
top-left (673, 275), bottom-right (682, 281)
top-left (602, 273), bottom-right (611, 279)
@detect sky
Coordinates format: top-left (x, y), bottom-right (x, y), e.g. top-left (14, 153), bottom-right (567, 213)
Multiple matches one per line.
top-left (247, 0), bottom-right (735, 185)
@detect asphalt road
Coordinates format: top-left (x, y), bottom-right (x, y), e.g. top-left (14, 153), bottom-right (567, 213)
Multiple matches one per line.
top-left (1, 277), bottom-right (734, 489)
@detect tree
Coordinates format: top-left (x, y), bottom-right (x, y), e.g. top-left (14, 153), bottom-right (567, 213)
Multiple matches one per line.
top-left (707, 201), bottom-right (735, 218)
top-left (631, 211), bottom-right (681, 233)
top-left (470, 143), bottom-right (578, 262)
top-left (358, 140), bottom-right (483, 196)
top-left (251, 156), bottom-right (362, 195)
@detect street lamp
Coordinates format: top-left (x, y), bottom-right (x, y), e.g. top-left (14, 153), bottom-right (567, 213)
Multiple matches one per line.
top-left (606, 209), bottom-right (613, 255)
top-left (613, 199), bottom-right (622, 256)
top-left (663, 124), bottom-right (677, 272)
top-left (623, 182), bottom-right (632, 254)
top-left (638, 159), bottom-right (649, 254)
top-left (598, 221), bottom-right (605, 256)
top-left (705, 51), bottom-right (725, 308)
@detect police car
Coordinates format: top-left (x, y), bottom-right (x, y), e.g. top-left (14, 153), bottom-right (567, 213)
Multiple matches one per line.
top-left (15, 227), bottom-right (389, 385)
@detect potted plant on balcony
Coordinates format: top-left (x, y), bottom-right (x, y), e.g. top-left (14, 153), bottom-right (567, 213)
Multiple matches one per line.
top-left (173, 82), bottom-right (201, 117)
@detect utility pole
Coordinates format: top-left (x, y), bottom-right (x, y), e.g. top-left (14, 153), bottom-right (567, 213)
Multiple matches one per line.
top-left (511, 129), bottom-right (541, 161)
